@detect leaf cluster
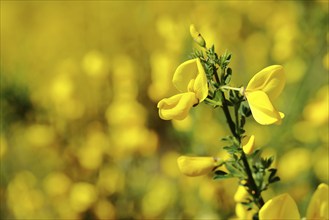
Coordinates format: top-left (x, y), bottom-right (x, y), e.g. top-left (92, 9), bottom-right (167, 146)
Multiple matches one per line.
top-left (213, 136), bottom-right (247, 180)
top-left (213, 137), bottom-right (280, 213)
top-left (249, 149), bottom-right (280, 193)
top-left (191, 45), bottom-right (232, 86)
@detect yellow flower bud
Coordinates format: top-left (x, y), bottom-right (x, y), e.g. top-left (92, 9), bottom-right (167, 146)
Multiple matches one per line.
top-left (242, 135), bottom-right (255, 155)
top-left (259, 193), bottom-right (300, 220)
top-left (177, 156), bottom-right (217, 177)
top-left (306, 183), bottom-right (329, 220)
top-left (189, 24), bottom-right (206, 48)
top-left (245, 65), bottom-right (285, 125)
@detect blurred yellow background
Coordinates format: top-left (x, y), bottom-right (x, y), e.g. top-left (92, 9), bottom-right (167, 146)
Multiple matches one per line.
top-left (1, 1), bottom-right (328, 219)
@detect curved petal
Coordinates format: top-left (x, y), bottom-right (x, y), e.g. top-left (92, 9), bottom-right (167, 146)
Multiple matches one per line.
top-left (173, 58), bottom-right (208, 101)
top-left (259, 194), bottom-right (300, 220)
top-left (246, 90), bottom-right (283, 125)
top-left (242, 135), bottom-right (255, 155)
top-left (177, 156), bottom-right (215, 177)
top-left (246, 65), bottom-right (285, 101)
top-left (193, 58), bottom-right (208, 101)
top-left (306, 183), bottom-right (329, 220)
top-left (173, 59), bottom-right (199, 92)
top-left (157, 92), bottom-right (198, 120)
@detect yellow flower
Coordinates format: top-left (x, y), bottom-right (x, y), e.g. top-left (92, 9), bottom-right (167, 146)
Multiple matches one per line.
top-left (306, 183), bottom-right (328, 220)
top-left (259, 193), bottom-right (300, 220)
top-left (259, 183), bottom-right (328, 220)
top-left (245, 65), bottom-right (285, 125)
top-left (177, 156), bottom-right (217, 177)
top-left (189, 24), bottom-right (206, 48)
top-left (157, 58), bottom-right (208, 120)
top-left (234, 185), bottom-right (249, 203)
top-left (242, 135), bottom-right (255, 155)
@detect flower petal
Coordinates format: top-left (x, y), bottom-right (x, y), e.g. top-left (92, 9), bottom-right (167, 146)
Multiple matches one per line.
top-left (246, 65), bottom-right (285, 101)
top-left (177, 156), bottom-right (215, 177)
top-left (173, 59), bottom-right (198, 92)
top-left (259, 193), bottom-right (300, 220)
top-left (246, 90), bottom-right (283, 125)
top-left (242, 135), bottom-right (255, 155)
top-left (306, 183), bottom-right (329, 220)
top-left (193, 58), bottom-right (208, 101)
top-left (157, 92), bottom-right (198, 120)
top-left (173, 58), bottom-right (208, 102)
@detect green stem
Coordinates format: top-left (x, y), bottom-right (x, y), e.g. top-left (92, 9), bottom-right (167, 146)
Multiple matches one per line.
top-left (241, 152), bottom-right (265, 208)
top-left (205, 98), bottom-right (222, 106)
top-left (221, 93), bottom-right (265, 209)
top-left (214, 67), bottom-right (221, 85)
top-left (220, 92), bottom-right (236, 137)
top-left (221, 85), bottom-right (242, 92)
top-left (234, 104), bottom-right (240, 139)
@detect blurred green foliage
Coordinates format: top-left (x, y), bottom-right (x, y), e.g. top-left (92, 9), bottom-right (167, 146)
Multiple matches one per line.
top-left (1, 1), bottom-right (328, 219)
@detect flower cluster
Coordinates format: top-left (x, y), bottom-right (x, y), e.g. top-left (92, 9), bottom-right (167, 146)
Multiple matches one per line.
top-left (157, 25), bottom-right (286, 180)
top-left (157, 24), bottom-right (328, 219)
top-left (157, 61), bottom-right (286, 125)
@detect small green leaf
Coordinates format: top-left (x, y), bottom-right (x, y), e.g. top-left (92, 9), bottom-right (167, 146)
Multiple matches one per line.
top-left (224, 67), bottom-right (232, 84)
top-left (223, 144), bottom-right (241, 155)
top-left (229, 90), bottom-right (236, 101)
top-left (239, 101), bottom-right (252, 117)
top-left (214, 170), bottom-right (228, 175)
top-left (250, 149), bottom-right (262, 161)
top-left (240, 116), bottom-right (246, 127)
top-left (225, 162), bottom-right (246, 179)
top-left (227, 54), bottom-right (232, 60)
top-left (213, 90), bottom-right (222, 102)
top-left (238, 127), bottom-right (245, 135)
top-left (268, 168), bottom-right (277, 180)
top-left (269, 176), bottom-right (280, 184)
top-left (221, 135), bottom-right (234, 142)
top-left (213, 170), bottom-right (233, 180)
